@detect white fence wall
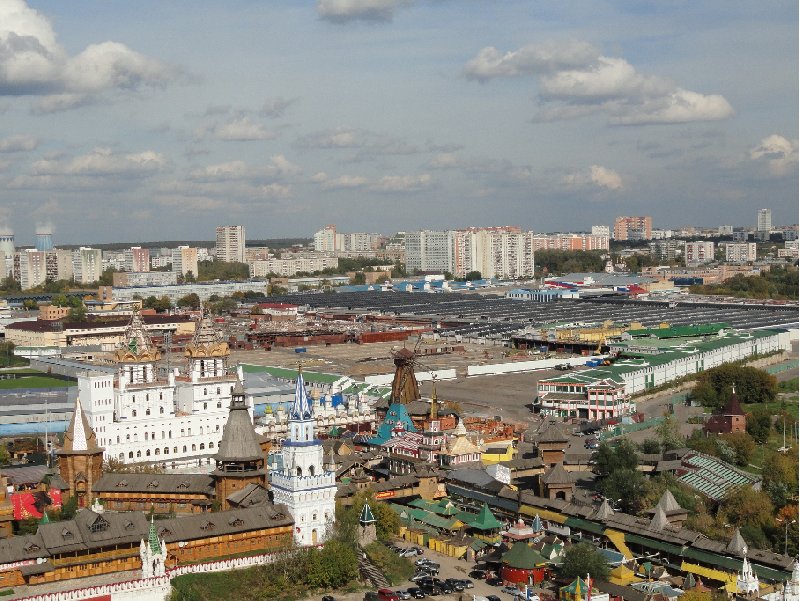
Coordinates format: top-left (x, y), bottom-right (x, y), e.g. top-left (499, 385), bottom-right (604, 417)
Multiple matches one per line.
top-left (363, 369), bottom-right (457, 385)
top-left (467, 356), bottom-right (605, 377)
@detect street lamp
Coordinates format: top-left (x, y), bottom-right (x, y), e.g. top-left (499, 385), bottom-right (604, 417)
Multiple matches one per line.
top-left (777, 518), bottom-right (796, 555)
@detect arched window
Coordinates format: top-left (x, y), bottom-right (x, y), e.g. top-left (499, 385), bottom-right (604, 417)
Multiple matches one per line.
top-left (187, 428), bottom-right (192, 436)
top-left (146, 394), bottom-right (149, 402)
top-left (146, 408), bottom-right (150, 416)
top-left (132, 409), bottom-right (137, 417)
top-left (169, 431), bottom-right (172, 439)
top-left (118, 453), bottom-right (124, 461)
top-left (209, 442), bottom-right (214, 449)
top-left (200, 427), bottom-right (204, 435)
top-left (182, 446), bottom-right (187, 452)
top-left (181, 429), bottom-right (185, 437)
top-left (146, 449), bottom-right (151, 457)
top-left (129, 452), bottom-right (134, 459)
top-left (160, 406), bottom-right (164, 414)
top-left (296, 467), bottom-right (303, 477)
top-left (203, 402), bottom-right (207, 410)
top-left (199, 443), bottom-right (205, 450)
top-left (164, 447), bottom-right (169, 455)
top-left (145, 432), bottom-right (149, 441)
top-left (159, 392), bottom-right (163, 400)
top-left (173, 447), bottom-right (178, 454)
top-left (217, 402), bottom-right (222, 408)
top-left (136, 451), bottom-right (142, 458)
top-left (191, 444), bottom-right (196, 452)
top-left (155, 448), bottom-right (160, 455)
top-left (126, 434), bottom-right (130, 441)
top-left (309, 465), bottom-right (315, 477)
top-left (216, 387), bottom-right (220, 395)
top-left (161, 431), bottom-right (165, 439)
top-left (203, 388), bottom-right (207, 395)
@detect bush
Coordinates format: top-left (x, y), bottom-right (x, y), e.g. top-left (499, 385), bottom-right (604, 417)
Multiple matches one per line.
top-left (365, 542), bottom-right (415, 585)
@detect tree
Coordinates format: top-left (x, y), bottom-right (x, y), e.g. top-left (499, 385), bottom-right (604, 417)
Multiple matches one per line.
top-left (351, 272), bottom-right (366, 285)
top-left (692, 364), bottom-right (777, 407)
top-left (761, 451), bottom-right (799, 507)
top-left (0, 445), bottom-right (9, 466)
top-left (176, 293), bottom-right (201, 310)
top-left (465, 270), bottom-right (482, 281)
top-left (22, 299), bottom-right (38, 310)
top-left (747, 406), bottom-right (773, 444)
top-left (639, 439), bottom-right (661, 454)
top-left (718, 487), bottom-right (775, 535)
top-left (719, 432), bottom-right (755, 467)
top-left (68, 304), bottom-right (87, 322)
top-left (598, 468), bottom-right (648, 514)
top-left (51, 294), bottom-right (70, 307)
top-left (559, 542), bottom-right (610, 581)
top-left (656, 414), bottom-right (684, 451)
top-left (593, 439), bottom-right (638, 478)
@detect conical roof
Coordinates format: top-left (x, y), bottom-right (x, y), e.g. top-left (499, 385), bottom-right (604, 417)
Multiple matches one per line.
top-left (453, 419), bottom-right (467, 437)
top-left (185, 309), bottom-right (229, 359)
top-left (215, 382), bottom-right (263, 462)
top-left (59, 397), bottom-right (102, 455)
top-left (359, 503), bottom-right (376, 524)
top-left (591, 499), bottom-right (615, 520)
top-left (656, 490), bottom-right (683, 514)
top-left (542, 462), bottom-right (573, 485)
top-left (649, 506), bottom-right (670, 531)
top-left (727, 528), bottom-right (747, 555)
top-left (148, 516), bottom-right (161, 554)
top-left (531, 514), bottom-right (543, 532)
top-left (291, 369), bottom-right (312, 420)
top-left (469, 503), bottom-right (503, 530)
top-left (537, 422), bottom-right (569, 443)
top-left (683, 572), bottom-right (696, 590)
top-left (40, 511), bottom-right (50, 525)
top-left (502, 541), bottom-right (547, 569)
top-left (721, 386), bottom-right (745, 416)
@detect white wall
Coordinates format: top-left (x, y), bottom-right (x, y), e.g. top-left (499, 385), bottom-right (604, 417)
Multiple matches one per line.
top-left (363, 368), bottom-right (457, 385)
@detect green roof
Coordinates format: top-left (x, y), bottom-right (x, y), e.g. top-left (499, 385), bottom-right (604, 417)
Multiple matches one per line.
top-left (389, 504), bottom-right (461, 531)
top-left (626, 323), bottom-right (730, 339)
top-left (408, 498), bottom-right (460, 516)
top-left (458, 503), bottom-right (503, 531)
top-left (241, 364), bottom-right (344, 385)
top-left (359, 503), bottom-right (376, 524)
top-left (502, 541), bottom-right (548, 569)
top-left (565, 516), bottom-right (605, 535)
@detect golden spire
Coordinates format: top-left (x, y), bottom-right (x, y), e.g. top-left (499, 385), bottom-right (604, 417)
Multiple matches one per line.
top-left (430, 378), bottom-right (438, 421)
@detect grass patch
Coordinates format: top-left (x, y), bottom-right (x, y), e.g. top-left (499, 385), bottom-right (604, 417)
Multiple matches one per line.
top-left (0, 589), bottom-right (14, 597)
top-left (0, 374), bottom-right (76, 389)
top-left (365, 542), bottom-right (415, 586)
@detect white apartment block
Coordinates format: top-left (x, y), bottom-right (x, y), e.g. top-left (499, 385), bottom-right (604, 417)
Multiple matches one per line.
top-left (249, 256), bottom-right (338, 278)
top-left (112, 280), bottom-right (268, 304)
top-left (532, 233), bottom-right (609, 252)
top-left (14, 250), bottom-right (49, 290)
top-left (591, 225), bottom-right (610, 237)
top-left (718, 225), bottom-right (734, 236)
top-left (215, 225), bottom-right (246, 263)
top-left (405, 230), bottom-right (454, 274)
top-left (778, 240), bottom-right (799, 259)
top-left (685, 241), bottom-right (715, 267)
top-left (73, 247), bottom-right (102, 284)
top-left (313, 225), bottom-right (381, 254)
top-left (723, 242), bottom-right (757, 264)
top-left (123, 247), bottom-right (150, 272)
top-left (757, 208), bottom-right (772, 232)
top-left (313, 225), bottom-right (337, 252)
top-left (650, 229), bottom-right (673, 240)
top-left (171, 246), bottom-right (199, 278)
top-left (452, 227), bottom-right (536, 279)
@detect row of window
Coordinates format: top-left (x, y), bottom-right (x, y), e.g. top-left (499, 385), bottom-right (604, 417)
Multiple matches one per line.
top-left (119, 441), bottom-right (215, 460)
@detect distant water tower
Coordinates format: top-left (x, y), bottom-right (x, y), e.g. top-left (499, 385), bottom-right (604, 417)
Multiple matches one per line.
top-left (35, 232), bottom-right (54, 252)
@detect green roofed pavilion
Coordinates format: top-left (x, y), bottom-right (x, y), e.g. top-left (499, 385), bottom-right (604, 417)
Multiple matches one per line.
top-left (502, 541), bottom-right (548, 569)
top-left (464, 503), bottom-right (503, 531)
top-left (360, 503), bottom-right (376, 525)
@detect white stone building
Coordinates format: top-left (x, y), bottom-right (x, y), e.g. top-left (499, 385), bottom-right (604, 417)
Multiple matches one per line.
top-left (78, 311), bottom-right (246, 468)
top-left (270, 370), bottom-right (337, 546)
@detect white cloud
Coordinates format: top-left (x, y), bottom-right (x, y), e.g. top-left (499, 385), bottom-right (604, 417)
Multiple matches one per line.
top-left (464, 41), bottom-right (598, 82)
top-left (298, 126), bottom-right (361, 148)
top-left (0, 134), bottom-right (38, 152)
top-left (750, 134), bottom-right (798, 176)
top-left (564, 165), bottom-right (623, 191)
top-left (322, 175), bottom-right (369, 190)
top-left (31, 147), bottom-right (167, 176)
top-left (0, 0), bottom-right (178, 110)
top-left (371, 174), bottom-right (431, 192)
top-left (188, 155), bottom-right (300, 183)
top-left (310, 171), bottom-right (329, 183)
top-left (259, 183), bottom-right (291, 198)
top-left (466, 42), bottom-right (733, 126)
top-left (317, 0), bottom-right (412, 23)
top-left (210, 117), bottom-right (275, 141)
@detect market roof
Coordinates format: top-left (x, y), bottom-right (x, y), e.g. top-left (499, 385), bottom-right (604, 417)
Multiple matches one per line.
top-left (625, 323), bottom-right (730, 339)
top-left (461, 503), bottom-right (503, 531)
top-left (542, 462), bottom-right (573, 486)
top-left (502, 541), bottom-right (548, 569)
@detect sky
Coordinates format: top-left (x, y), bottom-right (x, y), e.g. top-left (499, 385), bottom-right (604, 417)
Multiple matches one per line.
top-left (0, 0), bottom-right (797, 245)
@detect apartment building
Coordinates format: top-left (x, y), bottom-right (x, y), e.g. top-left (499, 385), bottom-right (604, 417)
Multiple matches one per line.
top-left (13, 250), bottom-right (49, 290)
top-left (684, 241), bottom-right (715, 267)
top-left (123, 247), bottom-right (150, 272)
top-left (249, 256), bottom-right (338, 277)
top-left (532, 233), bottom-right (609, 252)
top-left (171, 246), bottom-right (199, 278)
top-left (723, 242), bottom-right (757, 264)
top-left (757, 208), bottom-right (772, 233)
top-left (73, 247), bottom-right (102, 284)
top-left (452, 227), bottom-right (536, 279)
top-left (312, 224), bottom-right (382, 253)
top-left (215, 225), bottom-right (246, 263)
top-left (649, 240), bottom-right (685, 262)
top-left (405, 230), bottom-right (454, 274)
top-left (613, 216), bottom-right (653, 241)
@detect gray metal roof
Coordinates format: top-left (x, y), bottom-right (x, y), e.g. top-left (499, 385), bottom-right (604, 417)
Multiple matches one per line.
top-left (93, 472), bottom-right (214, 495)
top-left (215, 390), bottom-right (263, 463)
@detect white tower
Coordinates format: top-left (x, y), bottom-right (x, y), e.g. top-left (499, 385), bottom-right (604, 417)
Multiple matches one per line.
top-left (140, 517), bottom-right (167, 579)
top-left (737, 545), bottom-right (761, 596)
top-left (270, 368), bottom-right (337, 546)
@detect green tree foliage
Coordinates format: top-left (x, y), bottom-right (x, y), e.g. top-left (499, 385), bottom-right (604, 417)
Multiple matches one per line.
top-left (655, 414), bottom-right (684, 451)
top-left (176, 293), bottom-right (201, 310)
top-left (390, 261), bottom-right (407, 278)
top-left (197, 260), bottom-right (250, 282)
top-left (746, 406), bottom-right (773, 444)
top-left (761, 451), bottom-right (799, 507)
top-left (337, 491), bottom-right (399, 542)
top-left (143, 295), bottom-right (172, 312)
top-left (558, 542), bottom-right (610, 581)
top-left (0, 275), bottom-right (21, 292)
top-left (98, 267), bottom-right (117, 286)
top-left (639, 439), bottom-right (662, 454)
top-left (22, 299), bottom-right (38, 310)
top-left (0, 341), bottom-right (28, 368)
top-left (689, 267), bottom-right (798, 300)
top-left (593, 439), bottom-right (638, 478)
top-left (350, 272), bottom-right (366, 285)
top-left (465, 270), bottom-right (482, 281)
top-left (690, 364), bottom-right (777, 409)
top-left (717, 487), bottom-right (775, 541)
top-left (598, 468), bottom-right (648, 514)
top-left (59, 496), bottom-right (79, 521)
top-left (0, 445), bottom-right (9, 466)
top-left (534, 250), bottom-right (606, 277)
top-left (67, 304), bottom-right (87, 322)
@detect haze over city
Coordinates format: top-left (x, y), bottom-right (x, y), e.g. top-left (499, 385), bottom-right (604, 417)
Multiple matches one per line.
top-left (0, 0), bottom-right (797, 244)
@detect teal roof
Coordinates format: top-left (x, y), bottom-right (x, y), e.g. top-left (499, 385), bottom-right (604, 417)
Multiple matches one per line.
top-left (626, 323), bottom-right (730, 339)
top-left (369, 402), bottom-right (417, 444)
top-left (458, 503), bottom-right (503, 531)
top-left (502, 541), bottom-right (548, 569)
top-left (148, 517), bottom-right (161, 555)
top-left (241, 364), bottom-right (343, 385)
top-left (360, 503), bottom-right (376, 524)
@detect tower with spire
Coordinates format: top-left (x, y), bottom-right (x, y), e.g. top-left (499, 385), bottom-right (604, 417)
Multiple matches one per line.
top-left (213, 380), bottom-right (267, 510)
top-left (57, 396), bottom-right (104, 507)
top-left (270, 367), bottom-right (337, 546)
top-left (140, 516), bottom-right (167, 579)
top-left (737, 545), bottom-right (761, 596)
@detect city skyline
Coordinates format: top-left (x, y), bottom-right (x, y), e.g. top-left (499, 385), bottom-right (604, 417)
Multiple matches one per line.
top-left (0, 1), bottom-right (797, 244)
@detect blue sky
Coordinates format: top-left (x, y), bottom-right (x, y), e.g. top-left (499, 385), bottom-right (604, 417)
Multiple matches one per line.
top-left (0, 0), bottom-right (797, 244)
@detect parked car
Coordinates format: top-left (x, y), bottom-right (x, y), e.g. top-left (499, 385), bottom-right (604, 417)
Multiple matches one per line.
top-left (445, 579), bottom-right (465, 592)
top-left (406, 588), bottom-right (426, 599)
top-left (418, 584), bottom-right (442, 596)
top-left (322, 596), bottom-right (336, 601)
top-left (438, 582), bottom-right (454, 594)
top-left (395, 591), bottom-right (411, 600)
top-left (501, 586), bottom-right (520, 595)
top-left (487, 577), bottom-right (504, 586)
top-left (469, 569), bottom-right (488, 579)
top-left (458, 579), bottom-right (474, 589)
top-left (377, 588), bottom-right (400, 601)
top-left (415, 558), bottom-right (431, 567)
top-left (486, 596), bottom-right (502, 601)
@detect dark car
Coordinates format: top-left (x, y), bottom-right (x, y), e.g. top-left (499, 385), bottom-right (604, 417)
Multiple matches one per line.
top-left (469, 569), bottom-right (488, 579)
top-left (406, 588), bottom-right (426, 599)
top-left (458, 579), bottom-right (474, 589)
top-left (438, 582), bottom-right (454, 594)
top-left (445, 579), bottom-right (464, 592)
top-left (486, 577), bottom-right (504, 586)
top-left (322, 597), bottom-right (336, 601)
top-left (486, 596), bottom-right (502, 601)
top-left (418, 585), bottom-right (441, 596)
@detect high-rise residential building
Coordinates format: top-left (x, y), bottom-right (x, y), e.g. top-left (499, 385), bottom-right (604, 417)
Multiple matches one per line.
top-left (613, 216), bottom-right (653, 241)
top-left (451, 227), bottom-right (535, 279)
top-left (172, 246), bottom-right (199, 278)
top-left (718, 225), bottom-right (734, 236)
top-left (35, 232), bottom-right (54, 252)
top-left (123, 247), bottom-right (150, 272)
top-left (215, 225), bottom-right (246, 263)
top-left (312, 225), bottom-right (382, 253)
top-left (591, 225), bottom-right (610, 238)
top-left (757, 209), bottom-right (772, 233)
top-left (313, 225), bottom-right (337, 252)
top-left (648, 240), bottom-right (685, 262)
top-left (14, 250), bottom-right (48, 290)
top-left (405, 230), bottom-right (455, 274)
top-left (72, 247), bottom-right (102, 284)
top-left (723, 242), bottom-right (757, 264)
top-left (0, 232), bottom-right (14, 277)
top-left (532, 233), bottom-right (609, 252)
top-left (684, 241), bottom-right (715, 267)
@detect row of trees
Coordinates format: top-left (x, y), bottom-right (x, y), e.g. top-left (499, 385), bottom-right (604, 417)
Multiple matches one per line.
top-left (688, 363), bottom-right (777, 408)
top-left (689, 267), bottom-right (799, 300)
